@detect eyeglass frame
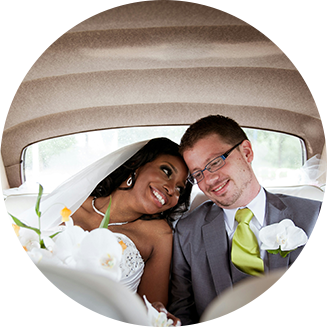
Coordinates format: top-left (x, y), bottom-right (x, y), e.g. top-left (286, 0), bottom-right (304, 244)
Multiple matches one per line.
top-left (187, 140), bottom-right (245, 185)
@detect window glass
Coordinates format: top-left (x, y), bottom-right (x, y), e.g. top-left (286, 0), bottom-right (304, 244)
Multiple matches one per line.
top-left (244, 128), bottom-right (305, 187)
top-left (22, 126), bottom-right (305, 193)
top-left (22, 126), bottom-right (188, 192)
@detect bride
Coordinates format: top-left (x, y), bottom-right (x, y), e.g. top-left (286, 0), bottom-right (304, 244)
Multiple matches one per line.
top-left (71, 137), bottom-right (191, 305)
top-left (19, 137), bottom-right (191, 322)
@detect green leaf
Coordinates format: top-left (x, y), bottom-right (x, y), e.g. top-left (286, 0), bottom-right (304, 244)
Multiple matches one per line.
top-left (99, 196), bottom-right (112, 229)
top-left (267, 247), bottom-right (293, 258)
top-left (267, 249), bottom-right (280, 255)
top-left (10, 214), bottom-right (41, 236)
top-left (40, 239), bottom-right (46, 249)
top-left (35, 184), bottom-right (44, 218)
top-left (280, 250), bottom-right (292, 258)
top-left (49, 232), bottom-right (61, 239)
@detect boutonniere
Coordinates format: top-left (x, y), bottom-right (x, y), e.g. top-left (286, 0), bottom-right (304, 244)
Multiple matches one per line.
top-left (259, 219), bottom-right (308, 258)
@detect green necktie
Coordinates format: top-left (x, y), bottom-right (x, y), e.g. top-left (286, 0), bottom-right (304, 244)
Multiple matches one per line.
top-left (231, 208), bottom-right (264, 276)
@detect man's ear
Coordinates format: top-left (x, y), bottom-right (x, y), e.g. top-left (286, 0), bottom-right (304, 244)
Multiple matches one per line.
top-left (240, 140), bottom-right (254, 163)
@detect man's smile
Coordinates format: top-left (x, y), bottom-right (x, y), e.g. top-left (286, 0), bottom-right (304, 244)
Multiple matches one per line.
top-left (212, 180), bottom-right (229, 193)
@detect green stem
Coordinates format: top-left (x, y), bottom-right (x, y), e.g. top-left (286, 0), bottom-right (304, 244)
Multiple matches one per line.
top-left (99, 196), bottom-right (112, 229)
top-left (38, 216), bottom-right (41, 245)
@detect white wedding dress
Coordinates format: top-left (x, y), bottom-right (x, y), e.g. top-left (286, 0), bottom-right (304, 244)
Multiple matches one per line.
top-left (18, 140), bottom-right (148, 292)
top-left (116, 233), bottom-right (145, 293)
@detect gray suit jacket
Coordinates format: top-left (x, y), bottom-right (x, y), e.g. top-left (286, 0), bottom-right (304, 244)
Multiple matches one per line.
top-left (168, 190), bottom-right (321, 325)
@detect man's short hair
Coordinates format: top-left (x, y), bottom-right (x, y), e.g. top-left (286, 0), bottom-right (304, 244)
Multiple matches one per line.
top-left (180, 114), bottom-right (248, 154)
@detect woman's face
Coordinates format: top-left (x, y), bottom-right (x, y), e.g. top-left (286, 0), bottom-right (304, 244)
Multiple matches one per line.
top-left (130, 154), bottom-right (188, 216)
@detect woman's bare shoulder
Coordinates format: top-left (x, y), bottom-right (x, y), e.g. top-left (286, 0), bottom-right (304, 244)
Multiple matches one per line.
top-left (142, 218), bottom-right (172, 235)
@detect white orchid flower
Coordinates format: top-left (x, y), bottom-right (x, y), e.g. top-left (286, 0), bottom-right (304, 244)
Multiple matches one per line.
top-left (17, 224), bottom-right (57, 251)
top-left (28, 247), bottom-right (63, 266)
top-left (53, 225), bottom-right (88, 267)
top-left (143, 296), bottom-right (174, 327)
top-left (259, 219), bottom-right (308, 256)
top-left (17, 228), bottom-right (40, 252)
top-left (42, 235), bottom-right (56, 252)
top-left (74, 228), bottom-right (122, 281)
top-left (14, 223), bottom-right (62, 265)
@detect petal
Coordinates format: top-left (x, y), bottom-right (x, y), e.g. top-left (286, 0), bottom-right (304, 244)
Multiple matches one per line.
top-left (78, 229), bottom-right (122, 259)
top-left (43, 236), bottom-right (55, 251)
top-left (19, 228), bottom-right (39, 242)
top-left (259, 223), bottom-right (279, 249)
top-left (278, 219), bottom-right (295, 229)
top-left (63, 256), bottom-right (77, 268)
top-left (28, 248), bottom-right (63, 266)
top-left (74, 228), bottom-right (123, 281)
top-left (55, 226), bottom-right (87, 261)
top-left (144, 295), bottom-right (161, 326)
top-left (84, 261), bottom-right (122, 280)
top-left (18, 228), bottom-right (40, 250)
top-left (281, 226), bottom-right (308, 251)
top-left (274, 219), bottom-right (294, 237)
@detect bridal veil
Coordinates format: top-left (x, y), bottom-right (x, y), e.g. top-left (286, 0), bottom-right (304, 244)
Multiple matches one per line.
top-left (18, 140), bottom-right (148, 230)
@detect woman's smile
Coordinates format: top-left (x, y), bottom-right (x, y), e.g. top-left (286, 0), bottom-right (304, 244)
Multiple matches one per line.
top-left (130, 154), bottom-right (188, 215)
top-left (151, 186), bottom-right (167, 207)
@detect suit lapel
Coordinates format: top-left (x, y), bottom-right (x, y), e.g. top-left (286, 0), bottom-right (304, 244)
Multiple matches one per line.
top-left (201, 192), bottom-right (292, 292)
top-left (202, 205), bottom-right (233, 294)
top-left (264, 191), bottom-right (290, 271)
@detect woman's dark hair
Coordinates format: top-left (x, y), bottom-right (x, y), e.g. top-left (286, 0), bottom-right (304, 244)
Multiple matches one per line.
top-left (91, 137), bottom-right (192, 227)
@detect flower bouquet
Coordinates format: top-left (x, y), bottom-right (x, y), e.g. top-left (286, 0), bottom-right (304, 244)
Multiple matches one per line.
top-left (9, 184), bottom-right (176, 326)
top-left (9, 184), bottom-right (123, 281)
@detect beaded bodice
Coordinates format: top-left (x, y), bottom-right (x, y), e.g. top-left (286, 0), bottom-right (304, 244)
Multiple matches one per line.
top-left (115, 233), bottom-right (145, 293)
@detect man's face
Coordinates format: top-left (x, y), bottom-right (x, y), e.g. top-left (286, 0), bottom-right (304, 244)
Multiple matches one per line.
top-left (183, 133), bottom-right (259, 209)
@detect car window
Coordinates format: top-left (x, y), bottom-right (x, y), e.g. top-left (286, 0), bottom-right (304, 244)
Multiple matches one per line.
top-left (22, 126), bottom-right (305, 192)
top-left (245, 128), bottom-right (306, 187)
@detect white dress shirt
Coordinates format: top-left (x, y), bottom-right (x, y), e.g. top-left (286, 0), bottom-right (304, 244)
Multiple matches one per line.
top-left (223, 187), bottom-right (267, 260)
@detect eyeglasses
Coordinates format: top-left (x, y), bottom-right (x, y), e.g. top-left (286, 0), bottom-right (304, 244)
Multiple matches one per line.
top-left (187, 140), bottom-right (245, 185)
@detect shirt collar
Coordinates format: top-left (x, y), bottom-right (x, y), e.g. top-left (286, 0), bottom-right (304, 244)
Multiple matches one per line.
top-left (223, 187), bottom-right (266, 230)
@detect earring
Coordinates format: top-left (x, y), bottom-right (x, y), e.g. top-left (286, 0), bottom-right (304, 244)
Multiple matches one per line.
top-left (126, 176), bottom-right (133, 187)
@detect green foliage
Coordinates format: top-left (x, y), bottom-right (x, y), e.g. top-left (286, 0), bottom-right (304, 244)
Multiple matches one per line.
top-left (35, 184), bottom-right (43, 218)
top-left (10, 214), bottom-right (41, 236)
top-left (99, 196), bottom-right (112, 229)
top-left (267, 247), bottom-right (292, 258)
top-left (10, 183), bottom-right (61, 248)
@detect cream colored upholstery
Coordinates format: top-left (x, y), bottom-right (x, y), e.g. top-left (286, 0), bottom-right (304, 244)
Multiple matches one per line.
top-left (5, 194), bottom-right (41, 217)
top-left (200, 268), bottom-right (303, 326)
top-left (1, 1), bottom-right (323, 188)
top-left (38, 263), bottom-right (148, 325)
top-left (189, 184), bottom-right (324, 212)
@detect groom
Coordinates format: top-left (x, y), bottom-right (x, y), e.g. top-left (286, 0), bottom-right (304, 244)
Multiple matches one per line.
top-left (168, 115), bottom-right (321, 325)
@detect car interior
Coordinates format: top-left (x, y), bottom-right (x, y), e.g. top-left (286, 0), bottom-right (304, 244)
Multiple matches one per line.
top-left (1, 1), bottom-right (325, 325)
